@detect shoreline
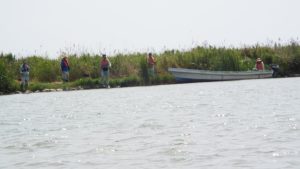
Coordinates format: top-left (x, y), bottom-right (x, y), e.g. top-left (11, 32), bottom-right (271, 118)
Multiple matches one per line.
top-left (0, 75), bottom-right (176, 96)
top-left (0, 83), bottom-right (172, 96)
top-left (1, 76), bottom-right (297, 97)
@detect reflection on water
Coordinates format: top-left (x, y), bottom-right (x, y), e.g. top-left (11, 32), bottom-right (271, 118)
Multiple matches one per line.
top-left (1, 78), bottom-right (300, 169)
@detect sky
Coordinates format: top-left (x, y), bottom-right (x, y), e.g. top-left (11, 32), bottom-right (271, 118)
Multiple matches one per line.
top-left (0, 0), bottom-right (299, 58)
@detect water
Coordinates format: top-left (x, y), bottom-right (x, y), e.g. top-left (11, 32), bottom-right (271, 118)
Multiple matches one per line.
top-left (1, 78), bottom-right (300, 169)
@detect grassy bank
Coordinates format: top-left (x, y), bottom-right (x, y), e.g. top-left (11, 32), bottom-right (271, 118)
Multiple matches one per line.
top-left (1, 42), bottom-right (300, 94)
top-left (12, 74), bottom-right (175, 93)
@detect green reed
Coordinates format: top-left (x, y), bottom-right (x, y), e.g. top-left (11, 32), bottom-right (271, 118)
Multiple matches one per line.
top-left (1, 41), bottom-right (300, 93)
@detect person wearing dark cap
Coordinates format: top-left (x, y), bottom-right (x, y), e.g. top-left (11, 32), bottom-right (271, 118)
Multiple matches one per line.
top-left (100, 54), bottom-right (111, 88)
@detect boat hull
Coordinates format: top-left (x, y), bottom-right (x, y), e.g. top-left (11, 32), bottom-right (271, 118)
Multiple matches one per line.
top-left (168, 68), bottom-right (273, 82)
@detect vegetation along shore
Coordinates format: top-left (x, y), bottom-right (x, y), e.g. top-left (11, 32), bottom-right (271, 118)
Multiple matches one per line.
top-left (1, 42), bottom-right (300, 95)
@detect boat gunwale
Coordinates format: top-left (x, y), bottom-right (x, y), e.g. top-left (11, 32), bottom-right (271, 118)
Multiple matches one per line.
top-left (168, 68), bottom-right (273, 76)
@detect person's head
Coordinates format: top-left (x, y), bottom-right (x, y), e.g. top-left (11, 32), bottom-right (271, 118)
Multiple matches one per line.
top-left (256, 58), bottom-right (262, 63)
top-left (102, 54), bottom-right (107, 59)
top-left (63, 56), bottom-right (67, 60)
top-left (148, 53), bottom-right (152, 57)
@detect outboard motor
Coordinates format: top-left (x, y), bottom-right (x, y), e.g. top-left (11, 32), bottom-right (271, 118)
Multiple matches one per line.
top-left (270, 64), bottom-right (280, 77)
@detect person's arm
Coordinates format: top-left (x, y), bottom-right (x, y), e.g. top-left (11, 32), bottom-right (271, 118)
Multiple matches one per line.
top-left (149, 56), bottom-right (155, 65)
top-left (262, 62), bottom-right (265, 70)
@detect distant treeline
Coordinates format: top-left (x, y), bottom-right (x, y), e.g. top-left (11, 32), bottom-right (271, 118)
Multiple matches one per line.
top-left (1, 42), bottom-right (300, 93)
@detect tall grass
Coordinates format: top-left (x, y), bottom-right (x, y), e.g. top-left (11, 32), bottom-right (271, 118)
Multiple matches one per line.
top-left (1, 41), bottom-right (300, 93)
top-left (0, 54), bottom-right (19, 93)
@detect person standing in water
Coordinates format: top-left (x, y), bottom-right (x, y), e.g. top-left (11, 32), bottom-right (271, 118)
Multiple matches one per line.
top-left (20, 60), bottom-right (30, 91)
top-left (100, 54), bottom-right (111, 88)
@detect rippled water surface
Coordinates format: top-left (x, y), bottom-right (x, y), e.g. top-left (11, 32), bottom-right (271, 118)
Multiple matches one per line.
top-left (1, 78), bottom-right (300, 169)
